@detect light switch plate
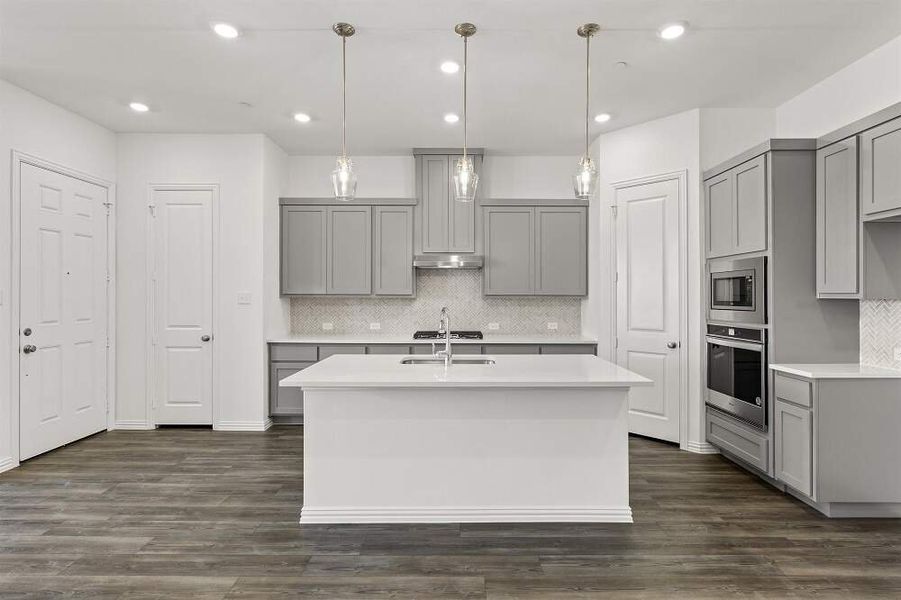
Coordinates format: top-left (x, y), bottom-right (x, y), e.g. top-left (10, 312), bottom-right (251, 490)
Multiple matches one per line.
top-left (894, 345), bottom-right (901, 363)
top-left (236, 292), bottom-right (252, 305)
top-left (369, 322), bottom-right (381, 330)
top-left (487, 323), bottom-right (500, 331)
top-left (322, 322), bottom-right (334, 331)
top-left (547, 322), bottom-right (558, 331)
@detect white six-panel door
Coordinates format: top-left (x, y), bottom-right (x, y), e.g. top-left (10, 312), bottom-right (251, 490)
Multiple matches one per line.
top-left (152, 187), bottom-right (214, 425)
top-left (615, 178), bottom-right (681, 443)
top-left (19, 163), bottom-right (109, 460)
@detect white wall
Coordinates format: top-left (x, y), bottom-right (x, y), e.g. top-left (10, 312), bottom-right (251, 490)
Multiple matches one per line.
top-left (263, 137), bottom-right (289, 338)
top-left (583, 109), bottom-right (708, 452)
top-left (0, 80), bottom-right (117, 470)
top-left (116, 134), bottom-right (272, 431)
top-left (776, 34), bottom-right (901, 137)
top-left (700, 108), bottom-right (776, 171)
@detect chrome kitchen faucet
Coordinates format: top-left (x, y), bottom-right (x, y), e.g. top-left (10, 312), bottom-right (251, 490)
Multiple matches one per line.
top-left (433, 307), bottom-right (452, 367)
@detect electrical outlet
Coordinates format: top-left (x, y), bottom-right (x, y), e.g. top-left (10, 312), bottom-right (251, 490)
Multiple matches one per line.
top-left (369, 322), bottom-right (381, 330)
top-left (322, 322), bottom-right (334, 331)
top-left (236, 292), bottom-right (252, 305)
top-left (547, 322), bottom-right (558, 331)
top-left (894, 345), bottom-right (901, 363)
top-left (487, 322), bottom-right (500, 331)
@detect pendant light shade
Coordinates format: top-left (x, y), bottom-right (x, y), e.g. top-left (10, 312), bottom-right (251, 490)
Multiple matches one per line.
top-left (573, 23), bottom-right (600, 200)
top-left (331, 22), bottom-right (357, 201)
top-left (453, 23), bottom-right (479, 202)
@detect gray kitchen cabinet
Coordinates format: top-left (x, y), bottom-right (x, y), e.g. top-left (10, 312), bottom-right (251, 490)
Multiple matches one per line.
top-left (412, 344), bottom-right (482, 355)
top-left (373, 206), bottom-right (414, 296)
top-left (280, 206), bottom-right (327, 295)
top-left (318, 345), bottom-right (366, 360)
top-left (535, 207), bottom-right (587, 295)
top-left (705, 154), bottom-right (767, 258)
top-left (540, 344), bottom-right (597, 355)
top-left (484, 344), bottom-right (540, 354)
top-left (417, 152), bottom-right (480, 253)
top-left (366, 345), bottom-right (412, 355)
top-left (327, 206), bottom-right (372, 295)
top-left (816, 138), bottom-right (860, 298)
top-left (270, 361), bottom-right (313, 416)
top-left (484, 206), bottom-right (534, 295)
top-left (705, 408), bottom-right (769, 473)
top-left (860, 116), bottom-right (901, 218)
top-left (774, 399), bottom-right (813, 498)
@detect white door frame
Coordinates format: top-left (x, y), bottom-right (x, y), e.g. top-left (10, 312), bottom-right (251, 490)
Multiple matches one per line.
top-left (610, 170), bottom-right (690, 450)
top-left (9, 150), bottom-right (117, 468)
top-left (145, 184), bottom-right (219, 428)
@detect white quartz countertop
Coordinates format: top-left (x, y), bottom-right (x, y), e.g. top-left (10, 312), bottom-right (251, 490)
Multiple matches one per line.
top-left (770, 363), bottom-right (901, 380)
top-left (281, 354), bottom-right (651, 389)
top-left (268, 334), bottom-right (599, 345)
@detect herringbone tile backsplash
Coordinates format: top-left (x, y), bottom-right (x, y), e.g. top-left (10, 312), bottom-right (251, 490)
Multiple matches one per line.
top-left (860, 300), bottom-right (901, 369)
top-left (290, 270), bottom-right (582, 335)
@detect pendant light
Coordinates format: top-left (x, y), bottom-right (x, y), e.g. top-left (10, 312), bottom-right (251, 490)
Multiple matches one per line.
top-left (453, 22), bottom-right (479, 202)
top-left (331, 22), bottom-right (357, 201)
top-left (573, 23), bottom-right (600, 200)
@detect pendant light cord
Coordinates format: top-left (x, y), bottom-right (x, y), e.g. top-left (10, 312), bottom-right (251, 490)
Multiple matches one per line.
top-left (585, 31), bottom-right (590, 159)
top-left (342, 34), bottom-right (347, 158)
top-left (463, 35), bottom-right (468, 160)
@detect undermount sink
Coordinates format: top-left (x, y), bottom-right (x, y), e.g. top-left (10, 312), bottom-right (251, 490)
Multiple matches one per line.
top-left (400, 357), bottom-right (496, 365)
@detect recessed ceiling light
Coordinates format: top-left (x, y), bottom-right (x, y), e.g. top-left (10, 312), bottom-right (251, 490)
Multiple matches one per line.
top-left (293, 112), bottom-right (312, 123)
top-left (444, 113), bottom-right (460, 123)
top-left (594, 113), bottom-right (611, 123)
top-left (658, 22), bottom-right (686, 40)
top-left (212, 22), bottom-right (240, 39)
top-left (129, 102), bottom-right (149, 113)
top-left (440, 61), bottom-right (460, 74)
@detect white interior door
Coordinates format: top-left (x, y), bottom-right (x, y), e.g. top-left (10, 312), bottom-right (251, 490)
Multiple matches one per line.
top-left (615, 178), bottom-right (681, 443)
top-left (152, 188), bottom-right (214, 425)
top-left (19, 163), bottom-right (109, 460)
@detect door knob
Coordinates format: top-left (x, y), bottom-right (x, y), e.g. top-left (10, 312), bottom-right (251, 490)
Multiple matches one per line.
top-left (22, 344), bottom-right (37, 354)
top-left (22, 328), bottom-right (32, 336)
top-left (666, 341), bottom-right (679, 349)
top-left (201, 335), bottom-right (211, 342)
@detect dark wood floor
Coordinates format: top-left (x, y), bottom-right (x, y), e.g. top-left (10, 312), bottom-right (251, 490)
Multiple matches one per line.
top-left (1, 428), bottom-right (900, 599)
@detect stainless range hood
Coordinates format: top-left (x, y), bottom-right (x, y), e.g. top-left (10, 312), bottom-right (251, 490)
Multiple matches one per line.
top-left (413, 254), bottom-right (483, 269)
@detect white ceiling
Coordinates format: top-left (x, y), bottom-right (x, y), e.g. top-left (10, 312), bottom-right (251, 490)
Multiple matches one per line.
top-left (2, 0), bottom-right (899, 155)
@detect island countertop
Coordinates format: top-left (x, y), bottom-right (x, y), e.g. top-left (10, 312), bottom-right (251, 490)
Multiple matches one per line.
top-left (281, 354), bottom-right (651, 389)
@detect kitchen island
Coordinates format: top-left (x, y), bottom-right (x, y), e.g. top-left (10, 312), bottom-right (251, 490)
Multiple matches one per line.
top-left (281, 354), bottom-right (650, 524)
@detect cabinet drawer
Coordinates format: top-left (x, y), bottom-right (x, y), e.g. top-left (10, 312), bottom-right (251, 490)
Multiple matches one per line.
top-left (706, 409), bottom-right (769, 472)
top-left (540, 344), bottom-right (597, 355)
top-left (270, 344), bottom-right (318, 362)
top-left (411, 344), bottom-right (482, 355)
top-left (774, 373), bottom-right (812, 408)
top-left (318, 345), bottom-right (366, 360)
top-left (484, 344), bottom-right (540, 354)
top-left (367, 345), bottom-right (412, 355)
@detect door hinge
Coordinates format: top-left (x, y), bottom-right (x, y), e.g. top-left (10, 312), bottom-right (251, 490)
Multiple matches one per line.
top-left (611, 205), bottom-right (618, 218)
top-left (102, 201), bottom-right (113, 215)
top-left (148, 204), bottom-right (156, 217)
top-left (614, 271), bottom-right (618, 283)
top-left (615, 337), bottom-right (619, 348)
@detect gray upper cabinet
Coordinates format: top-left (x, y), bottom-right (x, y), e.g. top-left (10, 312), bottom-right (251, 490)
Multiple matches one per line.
top-left (484, 206), bottom-right (534, 295)
top-left (373, 206), bottom-right (414, 296)
top-left (535, 207), bottom-right (587, 295)
top-left (705, 154), bottom-right (767, 258)
top-left (417, 153), bottom-right (479, 253)
top-left (281, 206), bottom-right (327, 295)
top-left (860, 116), bottom-right (901, 219)
top-left (326, 206), bottom-right (372, 295)
top-left (816, 138), bottom-right (860, 298)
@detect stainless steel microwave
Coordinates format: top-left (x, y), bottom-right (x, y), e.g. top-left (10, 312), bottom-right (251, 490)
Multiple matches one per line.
top-left (707, 257), bottom-right (766, 325)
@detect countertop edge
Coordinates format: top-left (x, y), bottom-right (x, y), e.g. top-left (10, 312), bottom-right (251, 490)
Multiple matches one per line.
top-left (268, 337), bottom-right (600, 345)
top-left (770, 363), bottom-right (901, 380)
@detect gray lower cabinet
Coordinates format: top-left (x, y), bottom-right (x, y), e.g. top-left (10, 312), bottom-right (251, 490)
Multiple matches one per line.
top-left (705, 154), bottom-right (767, 258)
top-left (281, 206), bottom-right (327, 295)
top-left (484, 344), bottom-right (540, 354)
top-left (705, 408), bottom-right (769, 473)
top-left (860, 116), bottom-right (901, 218)
top-left (327, 206), bottom-right (372, 295)
top-left (540, 344), bottom-right (597, 355)
top-left (816, 138), bottom-right (860, 298)
top-left (483, 205), bottom-right (587, 296)
top-left (269, 361), bottom-right (314, 416)
top-left (774, 399), bottom-right (813, 497)
top-left (373, 206), bottom-right (414, 296)
top-left (367, 345), bottom-right (412, 355)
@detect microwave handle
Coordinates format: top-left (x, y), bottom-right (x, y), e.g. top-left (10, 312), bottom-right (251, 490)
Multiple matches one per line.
top-left (705, 335), bottom-right (764, 352)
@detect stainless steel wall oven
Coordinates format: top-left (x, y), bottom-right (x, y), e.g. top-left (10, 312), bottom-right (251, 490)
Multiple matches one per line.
top-left (706, 324), bottom-right (767, 429)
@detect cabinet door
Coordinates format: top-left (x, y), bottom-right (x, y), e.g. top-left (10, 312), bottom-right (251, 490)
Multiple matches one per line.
top-left (774, 400), bottom-right (813, 498)
top-left (270, 361), bottom-right (314, 416)
top-left (734, 155), bottom-right (767, 254)
top-left (816, 138), bottom-right (859, 298)
top-left (483, 207), bottom-right (534, 295)
top-left (374, 206), bottom-right (414, 296)
top-left (861, 117), bottom-right (901, 217)
top-left (421, 155), bottom-right (449, 252)
top-left (280, 206), bottom-right (327, 294)
top-left (326, 206), bottom-right (371, 295)
top-left (447, 155), bottom-right (477, 252)
top-left (705, 172), bottom-right (734, 258)
top-left (535, 206), bottom-right (587, 295)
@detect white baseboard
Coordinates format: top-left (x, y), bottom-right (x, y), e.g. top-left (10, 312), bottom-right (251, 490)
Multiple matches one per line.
top-left (0, 456), bottom-right (18, 474)
top-left (300, 505), bottom-right (633, 524)
top-left (685, 441), bottom-right (719, 454)
top-left (214, 418), bottom-right (272, 432)
top-left (112, 420), bottom-right (155, 430)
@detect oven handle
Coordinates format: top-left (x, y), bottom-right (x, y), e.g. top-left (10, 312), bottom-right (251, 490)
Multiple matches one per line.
top-left (705, 335), bottom-right (764, 352)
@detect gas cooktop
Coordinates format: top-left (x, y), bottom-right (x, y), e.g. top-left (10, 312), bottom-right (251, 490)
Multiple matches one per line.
top-left (413, 330), bottom-right (484, 340)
